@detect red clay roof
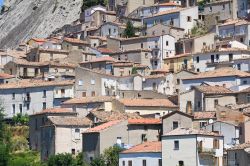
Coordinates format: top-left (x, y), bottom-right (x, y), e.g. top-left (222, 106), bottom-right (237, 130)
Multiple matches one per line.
top-left (34, 108), bottom-right (75, 115)
top-left (183, 67), bottom-right (250, 80)
top-left (193, 111), bottom-right (217, 120)
top-left (128, 118), bottom-right (161, 125)
top-left (84, 120), bottom-right (123, 133)
top-left (121, 141), bottom-right (161, 153)
top-left (0, 73), bottom-right (15, 79)
top-left (97, 48), bottom-right (115, 54)
top-left (158, 2), bottom-right (181, 6)
top-left (80, 56), bottom-right (116, 64)
top-left (63, 37), bottom-right (88, 45)
top-left (30, 38), bottom-right (47, 43)
top-left (119, 99), bottom-right (177, 108)
top-left (63, 96), bottom-right (114, 105)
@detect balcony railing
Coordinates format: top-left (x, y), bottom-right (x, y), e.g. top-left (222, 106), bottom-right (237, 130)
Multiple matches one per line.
top-left (198, 147), bottom-right (216, 156)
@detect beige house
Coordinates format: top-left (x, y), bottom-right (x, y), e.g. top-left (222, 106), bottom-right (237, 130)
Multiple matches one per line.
top-left (116, 98), bottom-right (178, 116)
top-left (237, 87), bottom-right (250, 104)
top-left (82, 118), bottom-right (161, 163)
top-left (61, 96), bottom-right (115, 117)
top-left (41, 116), bottom-right (92, 160)
top-left (180, 85), bottom-right (236, 113)
top-left (26, 48), bottom-right (69, 62)
top-left (62, 37), bottom-right (89, 51)
top-left (29, 108), bottom-right (77, 152)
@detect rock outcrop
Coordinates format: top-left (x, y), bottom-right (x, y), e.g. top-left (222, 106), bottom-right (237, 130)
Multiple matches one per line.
top-left (0, 0), bottom-right (83, 49)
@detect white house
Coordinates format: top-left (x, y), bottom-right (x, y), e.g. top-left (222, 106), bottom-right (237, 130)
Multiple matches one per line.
top-left (119, 141), bottom-right (162, 166)
top-left (0, 79), bottom-right (74, 118)
top-left (84, 5), bottom-right (106, 23)
top-left (143, 6), bottom-right (198, 33)
top-left (181, 67), bottom-right (250, 92)
top-left (162, 128), bottom-right (224, 166)
top-left (193, 48), bottom-right (250, 72)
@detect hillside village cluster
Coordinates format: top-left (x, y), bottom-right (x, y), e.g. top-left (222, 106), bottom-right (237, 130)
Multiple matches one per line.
top-left (2, 0), bottom-right (250, 165)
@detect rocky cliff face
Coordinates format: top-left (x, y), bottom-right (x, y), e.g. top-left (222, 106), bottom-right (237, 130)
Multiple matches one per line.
top-left (0, 0), bottom-right (83, 49)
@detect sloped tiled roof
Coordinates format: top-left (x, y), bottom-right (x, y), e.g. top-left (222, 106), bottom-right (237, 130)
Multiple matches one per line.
top-left (163, 128), bottom-right (222, 136)
top-left (194, 85), bottom-right (234, 94)
top-left (228, 143), bottom-right (250, 150)
top-left (128, 118), bottom-right (161, 125)
top-left (0, 73), bottom-right (15, 79)
top-left (33, 108), bottom-right (75, 115)
top-left (80, 56), bottom-right (116, 64)
top-left (144, 74), bottom-right (165, 79)
top-left (89, 109), bottom-right (142, 122)
top-left (49, 116), bottom-right (92, 126)
top-left (193, 111), bottom-right (217, 120)
top-left (84, 120), bottom-right (123, 133)
top-left (63, 37), bottom-right (88, 45)
top-left (0, 80), bottom-right (74, 89)
top-left (183, 67), bottom-right (250, 80)
top-left (121, 141), bottom-right (161, 154)
top-left (145, 7), bottom-right (185, 18)
top-left (63, 96), bottom-right (114, 105)
top-left (119, 99), bottom-right (177, 108)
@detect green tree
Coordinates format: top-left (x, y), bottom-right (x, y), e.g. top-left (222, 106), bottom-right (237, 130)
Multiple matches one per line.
top-left (0, 104), bottom-right (10, 166)
top-left (123, 21), bottom-right (136, 38)
top-left (12, 113), bottom-right (29, 126)
top-left (131, 67), bottom-right (138, 74)
top-left (47, 153), bottom-right (77, 166)
top-left (90, 156), bottom-right (105, 166)
top-left (103, 145), bottom-right (123, 166)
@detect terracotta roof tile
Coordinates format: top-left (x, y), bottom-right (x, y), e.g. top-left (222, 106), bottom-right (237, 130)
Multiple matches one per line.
top-left (84, 120), bottom-right (123, 133)
top-left (195, 85), bottom-right (234, 94)
top-left (0, 80), bottom-right (74, 89)
top-left (219, 19), bottom-right (249, 26)
top-left (80, 56), bottom-right (116, 64)
top-left (49, 116), bottom-right (92, 126)
top-left (30, 38), bottom-right (47, 42)
top-left (88, 36), bottom-right (107, 41)
top-left (228, 143), bottom-right (250, 150)
top-left (163, 128), bottom-right (222, 136)
top-left (158, 2), bottom-right (181, 6)
top-left (193, 111), bottom-right (217, 120)
top-left (34, 108), bottom-right (75, 115)
top-left (144, 74), bottom-right (165, 79)
top-left (89, 109), bottom-right (142, 122)
top-left (63, 96), bottom-right (114, 105)
top-left (119, 99), bottom-right (177, 108)
top-left (183, 67), bottom-right (250, 80)
top-left (98, 48), bottom-right (115, 54)
top-left (0, 73), bottom-right (15, 79)
top-left (145, 7), bottom-right (185, 18)
top-left (128, 118), bottom-right (161, 125)
top-left (63, 37), bottom-right (89, 45)
top-left (121, 141), bottom-right (161, 153)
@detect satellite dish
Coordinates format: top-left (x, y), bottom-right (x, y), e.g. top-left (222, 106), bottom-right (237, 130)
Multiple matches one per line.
top-left (208, 119), bottom-right (214, 124)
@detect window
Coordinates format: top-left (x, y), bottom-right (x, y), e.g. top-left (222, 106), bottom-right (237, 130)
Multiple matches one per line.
top-left (35, 119), bottom-right (38, 130)
top-left (216, 54), bottom-right (219, 61)
top-left (166, 41), bottom-right (169, 46)
top-left (179, 161), bottom-right (184, 166)
top-left (43, 102), bottom-right (46, 110)
top-left (91, 79), bottom-right (95, 85)
top-left (143, 160), bottom-right (146, 166)
top-left (154, 61), bottom-right (158, 66)
top-left (197, 101), bottom-right (201, 108)
top-left (237, 64), bottom-right (241, 70)
top-left (141, 43), bottom-right (144, 48)
top-left (27, 103), bottom-right (30, 110)
top-left (82, 92), bottom-right (86, 97)
top-left (91, 91), bottom-right (96, 97)
top-left (43, 90), bottom-right (46, 98)
top-left (213, 139), bottom-right (220, 149)
top-left (19, 104), bottom-right (22, 114)
top-left (196, 56), bottom-right (199, 63)
top-left (78, 80), bottom-right (83, 86)
top-left (214, 99), bottom-right (218, 108)
top-left (197, 68), bottom-right (200, 72)
top-left (71, 149), bottom-right (76, 155)
top-left (173, 121), bottom-right (178, 130)
top-left (187, 16), bottom-right (191, 22)
top-left (240, 37), bottom-right (244, 42)
top-left (141, 134), bottom-right (147, 142)
top-left (144, 125), bottom-right (148, 131)
top-left (12, 104), bottom-right (15, 115)
top-left (158, 159), bottom-right (162, 166)
top-left (247, 94), bottom-right (250, 102)
top-left (12, 93), bottom-right (15, 100)
top-left (61, 89), bottom-right (65, 96)
top-left (243, 80), bottom-right (247, 84)
top-left (209, 6), bottom-right (212, 12)
top-left (174, 140), bottom-right (179, 150)
top-left (75, 128), bottom-right (80, 140)
top-left (200, 122), bottom-right (207, 128)
top-left (145, 53), bottom-right (148, 58)
top-left (222, 4), bottom-right (225, 10)
top-left (122, 161), bottom-right (125, 166)
top-left (128, 160), bottom-right (132, 166)
top-left (177, 79), bottom-right (180, 85)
